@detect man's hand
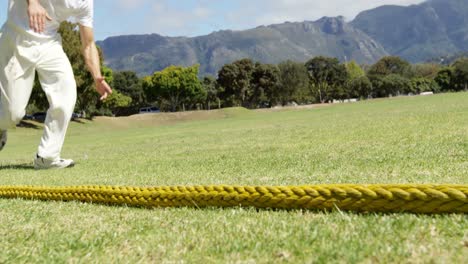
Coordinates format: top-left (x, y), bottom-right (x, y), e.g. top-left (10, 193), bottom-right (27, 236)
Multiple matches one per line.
top-left (95, 77), bottom-right (113, 101)
top-left (80, 26), bottom-right (113, 101)
top-left (27, 0), bottom-right (52, 33)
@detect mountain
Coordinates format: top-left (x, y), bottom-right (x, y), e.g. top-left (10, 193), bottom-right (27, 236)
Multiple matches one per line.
top-left (97, 17), bottom-right (387, 76)
top-left (352, 0), bottom-right (468, 62)
top-left (98, 0), bottom-right (468, 76)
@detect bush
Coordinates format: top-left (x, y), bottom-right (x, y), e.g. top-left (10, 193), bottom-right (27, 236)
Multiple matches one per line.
top-left (410, 78), bottom-right (440, 94)
top-left (347, 76), bottom-right (372, 99)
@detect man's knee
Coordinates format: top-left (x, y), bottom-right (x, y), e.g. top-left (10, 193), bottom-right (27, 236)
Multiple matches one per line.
top-left (0, 107), bottom-right (24, 128)
top-left (63, 76), bottom-right (77, 109)
top-left (60, 73), bottom-right (77, 103)
top-left (9, 107), bottom-right (25, 124)
top-left (63, 77), bottom-right (77, 112)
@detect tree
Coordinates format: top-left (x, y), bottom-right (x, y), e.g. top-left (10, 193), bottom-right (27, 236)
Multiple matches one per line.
top-left (410, 78), bottom-right (440, 94)
top-left (452, 58), bottom-right (468, 91)
top-left (411, 63), bottom-right (441, 79)
top-left (278, 60), bottom-right (311, 105)
top-left (434, 67), bottom-right (454, 92)
top-left (217, 59), bottom-right (255, 107)
top-left (250, 63), bottom-right (280, 108)
top-left (368, 75), bottom-right (384, 98)
top-left (102, 90), bottom-right (132, 116)
top-left (145, 65), bottom-right (203, 112)
top-left (375, 74), bottom-right (411, 97)
top-left (345, 61), bottom-right (367, 99)
top-left (348, 76), bottom-right (372, 99)
top-left (142, 76), bottom-right (155, 102)
top-left (113, 71), bottom-right (146, 114)
top-left (102, 65), bottom-right (114, 86)
top-left (202, 76), bottom-right (220, 110)
top-left (346, 61), bottom-right (366, 80)
top-left (183, 77), bottom-right (207, 111)
top-left (368, 56), bottom-right (411, 77)
top-left (305, 56), bottom-right (348, 103)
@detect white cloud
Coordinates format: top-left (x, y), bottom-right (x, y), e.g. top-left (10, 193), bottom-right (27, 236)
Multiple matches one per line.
top-left (144, 0), bottom-right (216, 36)
top-left (113, 0), bottom-right (426, 37)
top-left (116, 0), bottom-right (147, 10)
top-left (228, 0), bottom-right (425, 27)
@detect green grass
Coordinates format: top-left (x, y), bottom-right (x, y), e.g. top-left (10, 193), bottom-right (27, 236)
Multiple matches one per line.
top-left (0, 93), bottom-right (467, 263)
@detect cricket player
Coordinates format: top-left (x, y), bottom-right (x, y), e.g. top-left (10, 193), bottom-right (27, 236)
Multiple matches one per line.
top-left (0, 0), bottom-right (112, 169)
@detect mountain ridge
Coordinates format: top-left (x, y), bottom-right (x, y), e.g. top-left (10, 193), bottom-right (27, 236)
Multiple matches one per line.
top-left (98, 16), bottom-right (387, 76)
top-left (352, 0), bottom-right (468, 62)
top-left (98, 0), bottom-right (468, 76)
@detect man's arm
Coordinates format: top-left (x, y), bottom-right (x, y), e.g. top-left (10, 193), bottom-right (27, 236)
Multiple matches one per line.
top-left (79, 25), bottom-right (112, 101)
top-left (27, 0), bottom-right (51, 33)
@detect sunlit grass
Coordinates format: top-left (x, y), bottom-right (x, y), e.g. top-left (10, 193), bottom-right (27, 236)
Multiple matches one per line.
top-left (0, 93), bottom-right (467, 262)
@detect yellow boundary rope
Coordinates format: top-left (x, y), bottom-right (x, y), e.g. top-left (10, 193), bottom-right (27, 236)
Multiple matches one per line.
top-left (0, 184), bottom-right (467, 214)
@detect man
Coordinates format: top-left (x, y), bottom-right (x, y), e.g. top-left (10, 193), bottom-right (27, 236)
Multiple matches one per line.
top-left (0, 0), bottom-right (112, 169)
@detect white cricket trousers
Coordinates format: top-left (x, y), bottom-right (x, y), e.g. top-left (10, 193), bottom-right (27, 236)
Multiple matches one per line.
top-left (0, 22), bottom-right (77, 160)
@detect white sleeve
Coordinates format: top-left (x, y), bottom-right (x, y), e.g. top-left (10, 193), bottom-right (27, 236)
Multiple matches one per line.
top-left (76, 0), bottom-right (94, 28)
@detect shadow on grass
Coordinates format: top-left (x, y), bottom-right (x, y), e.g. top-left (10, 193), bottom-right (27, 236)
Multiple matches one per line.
top-left (0, 163), bottom-right (34, 171)
top-left (71, 118), bottom-right (87, 124)
top-left (0, 197), bottom-right (454, 215)
top-left (16, 118), bottom-right (86, 130)
top-left (16, 121), bottom-right (41, 130)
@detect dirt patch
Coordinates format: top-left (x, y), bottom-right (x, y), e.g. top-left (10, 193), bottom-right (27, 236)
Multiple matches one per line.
top-left (92, 104), bottom-right (330, 128)
top-left (255, 103), bottom-right (331, 112)
top-left (93, 109), bottom-right (230, 129)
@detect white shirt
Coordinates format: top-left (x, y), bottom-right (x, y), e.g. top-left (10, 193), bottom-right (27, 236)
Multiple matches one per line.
top-left (7, 0), bottom-right (93, 39)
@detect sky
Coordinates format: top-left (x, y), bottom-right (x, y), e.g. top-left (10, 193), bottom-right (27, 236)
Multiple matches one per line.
top-left (0, 0), bottom-right (426, 41)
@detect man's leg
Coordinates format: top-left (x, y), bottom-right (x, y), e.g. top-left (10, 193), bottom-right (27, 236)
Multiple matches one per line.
top-left (0, 69), bottom-right (36, 129)
top-left (0, 70), bottom-right (36, 151)
top-left (0, 31), bottom-right (36, 151)
top-left (35, 43), bottom-right (77, 161)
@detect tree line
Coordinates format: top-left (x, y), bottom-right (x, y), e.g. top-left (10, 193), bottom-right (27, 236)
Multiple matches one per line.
top-left (27, 23), bottom-right (468, 117)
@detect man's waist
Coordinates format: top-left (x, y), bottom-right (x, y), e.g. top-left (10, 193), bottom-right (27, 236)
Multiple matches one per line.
top-left (5, 20), bottom-right (60, 44)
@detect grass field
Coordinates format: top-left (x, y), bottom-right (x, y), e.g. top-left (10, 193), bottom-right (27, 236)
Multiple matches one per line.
top-left (0, 93), bottom-right (467, 263)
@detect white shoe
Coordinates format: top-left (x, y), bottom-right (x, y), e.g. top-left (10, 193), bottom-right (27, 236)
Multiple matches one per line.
top-left (34, 155), bottom-right (75, 170)
top-left (0, 130), bottom-right (6, 151)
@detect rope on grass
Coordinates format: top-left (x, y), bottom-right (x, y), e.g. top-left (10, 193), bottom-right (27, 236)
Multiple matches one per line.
top-left (0, 184), bottom-right (466, 214)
